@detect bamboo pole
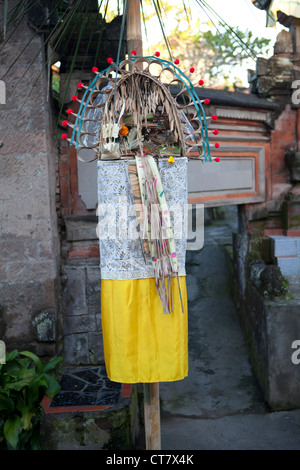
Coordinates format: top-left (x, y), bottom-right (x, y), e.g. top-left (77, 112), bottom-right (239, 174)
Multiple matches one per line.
top-left (126, 0), bottom-right (161, 451)
top-left (143, 383), bottom-right (161, 450)
top-left (126, 0), bottom-right (143, 57)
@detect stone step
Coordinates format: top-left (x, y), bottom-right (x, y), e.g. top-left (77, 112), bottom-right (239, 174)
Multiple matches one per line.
top-left (40, 366), bottom-right (140, 450)
top-left (268, 235), bottom-right (300, 276)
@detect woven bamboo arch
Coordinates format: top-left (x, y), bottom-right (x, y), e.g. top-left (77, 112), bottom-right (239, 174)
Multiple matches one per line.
top-left (65, 56), bottom-right (216, 163)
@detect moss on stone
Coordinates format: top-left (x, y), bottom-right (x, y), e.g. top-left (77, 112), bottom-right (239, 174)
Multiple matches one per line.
top-left (290, 214), bottom-right (300, 229)
top-left (40, 391), bottom-right (140, 450)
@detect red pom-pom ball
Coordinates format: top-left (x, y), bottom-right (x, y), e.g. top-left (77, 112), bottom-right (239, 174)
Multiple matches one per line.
top-left (190, 67), bottom-right (195, 73)
top-left (62, 120), bottom-right (68, 127)
top-left (107, 57), bottom-right (114, 64)
top-left (199, 79), bottom-right (204, 86)
top-left (66, 108), bottom-right (73, 115)
top-left (92, 67), bottom-right (98, 73)
top-left (204, 99), bottom-right (210, 105)
top-left (155, 51), bottom-right (160, 57)
top-left (174, 59), bottom-right (180, 65)
top-left (71, 95), bottom-right (78, 101)
top-left (78, 82), bottom-right (84, 89)
top-left (131, 50), bottom-right (137, 56)
top-left (215, 157), bottom-right (220, 162)
top-left (212, 114), bottom-right (218, 121)
top-left (215, 143), bottom-right (220, 148)
top-left (61, 133), bottom-right (68, 140)
top-left (213, 129), bottom-right (219, 135)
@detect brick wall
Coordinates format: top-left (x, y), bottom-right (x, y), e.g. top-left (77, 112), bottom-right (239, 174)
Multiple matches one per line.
top-left (55, 91), bottom-right (102, 365)
top-left (61, 265), bottom-right (103, 365)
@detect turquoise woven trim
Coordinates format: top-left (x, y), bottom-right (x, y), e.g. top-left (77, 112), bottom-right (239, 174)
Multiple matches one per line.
top-left (71, 68), bottom-right (109, 149)
top-left (70, 74), bottom-right (98, 147)
top-left (158, 57), bottom-right (211, 162)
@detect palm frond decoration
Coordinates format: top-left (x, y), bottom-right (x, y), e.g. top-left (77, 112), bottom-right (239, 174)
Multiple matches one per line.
top-left (64, 54), bottom-right (219, 162)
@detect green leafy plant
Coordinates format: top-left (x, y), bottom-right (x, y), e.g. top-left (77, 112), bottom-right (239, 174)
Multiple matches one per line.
top-left (0, 350), bottom-right (62, 450)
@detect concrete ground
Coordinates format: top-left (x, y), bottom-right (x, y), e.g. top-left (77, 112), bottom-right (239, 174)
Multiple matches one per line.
top-left (152, 206), bottom-right (300, 450)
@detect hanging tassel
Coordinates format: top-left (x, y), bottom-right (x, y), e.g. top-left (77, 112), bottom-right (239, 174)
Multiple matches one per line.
top-left (135, 153), bottom-right (181, 314)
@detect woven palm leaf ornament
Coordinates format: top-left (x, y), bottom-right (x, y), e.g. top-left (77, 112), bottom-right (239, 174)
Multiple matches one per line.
top-left (62, 54), bottom-right (220, 314)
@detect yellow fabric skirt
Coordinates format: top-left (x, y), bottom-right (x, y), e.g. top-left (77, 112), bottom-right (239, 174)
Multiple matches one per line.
top-left (101, 276), bottom-right (188, 383)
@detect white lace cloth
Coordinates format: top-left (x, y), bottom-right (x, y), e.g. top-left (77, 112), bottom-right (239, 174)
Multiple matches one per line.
top-left (97, 158), bottom-right (188, 280)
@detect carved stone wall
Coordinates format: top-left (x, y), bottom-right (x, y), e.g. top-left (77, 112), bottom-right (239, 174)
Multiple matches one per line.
top-left (0, 0), bottom-right (60, 356)
top-left (232, 27), bottom-right (300, 410)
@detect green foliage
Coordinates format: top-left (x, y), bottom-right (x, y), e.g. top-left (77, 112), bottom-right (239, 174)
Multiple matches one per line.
top-left (158, 21), bottom-right (271, 86)
top-left (199, 28), bottom-right (271, 81)
top-left (0, 350), bottom-right (62, 450)
top-left (140, 2), bottom-right (271, 88)
top-left (52, 73), bottom-right (60, 103)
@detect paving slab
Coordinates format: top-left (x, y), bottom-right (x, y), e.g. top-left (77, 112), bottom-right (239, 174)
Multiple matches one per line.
top-left (161, 411), bottom-right (300, 450)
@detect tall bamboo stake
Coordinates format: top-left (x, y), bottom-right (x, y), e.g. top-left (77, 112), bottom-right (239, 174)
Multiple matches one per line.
top-left (126, 0), bottom-right (143, 57)
top-left (143, 383), bottom-right (161, 450)
top-left (126, 0), bottom-right (161, 450)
